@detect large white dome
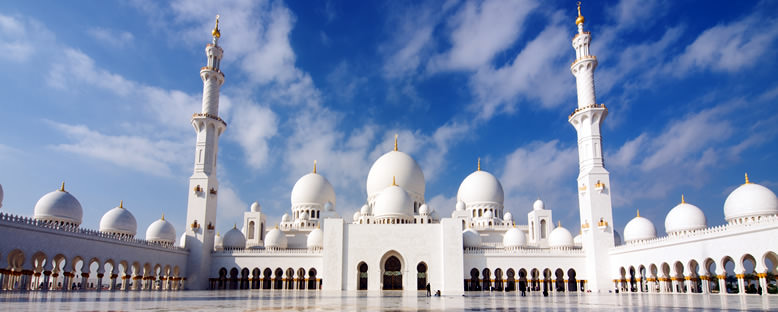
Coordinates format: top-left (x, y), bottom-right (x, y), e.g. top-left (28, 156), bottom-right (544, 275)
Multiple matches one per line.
top-left (457, 170), bottom-right (504, 206)
top-left (723, 181), bottom-right (778, 222)
top-left (373, 185), bottom-right (413, 220)
top-left (307, 227), bottom-right (323, 250)
top-left (533, 199), bottom-right (545, 211)
top-left (665, 198), bottom-right (707, 234)
top-left (145, 216), bottom-right (176, 244)
top-left (463, 229), bottom-right (482, 248)
top-left (33, 184), bottom-right (83, 226)
top-left (366, 150), bottom-right (425, 200)
top-left (623, 212), bottom-right (656, 242)
top-left (99, 201), bottom-right (137, 237)
top-left (502, 227), bottom-right (526, 249)
top-left (265, 227), bottom-right (288, 250)
top-left (291, 172), bottom-right (336, 209)
top-left (222, 226), bottom-right (246, 249)
top-left (548, 224), bottom-right (574, 248)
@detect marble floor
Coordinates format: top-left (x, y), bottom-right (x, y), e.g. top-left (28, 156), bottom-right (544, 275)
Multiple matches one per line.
top-left (0, 290), bottom-right (776, 311)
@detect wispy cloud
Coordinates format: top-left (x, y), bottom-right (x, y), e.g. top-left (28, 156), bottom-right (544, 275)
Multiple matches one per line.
top-left (87, 27), bottom-right (134, 48)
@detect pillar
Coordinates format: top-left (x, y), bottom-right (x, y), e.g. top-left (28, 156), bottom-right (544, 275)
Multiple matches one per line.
top-left (736, 274), bottom-right (745, 294)
top-left (701, 276), bottom-right (709, 294)
top-left (717, 275), bottom-right (726, 295)
top-left (42, 271), bottom-right (51, 292)
top-left (758, 273), bottom-right (767, 295)
top-left (110, 274), bottom-right (118, 291)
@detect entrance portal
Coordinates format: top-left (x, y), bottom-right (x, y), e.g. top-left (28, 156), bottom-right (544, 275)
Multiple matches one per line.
top-left (358, 262), bottom-right (368, 290)
top-left (383, 256), bottom-right (402, 290)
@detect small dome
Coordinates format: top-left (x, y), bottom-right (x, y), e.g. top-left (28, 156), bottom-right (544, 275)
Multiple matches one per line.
top-left (99, 201), bottom-right (137, 237)
top-left (573, 233), bottom-right (582, 247)
top-left (300, 211), bottom-right (309, 220)
top-left (623, 213), bottom-right (657, 242)
top-left (455, 201), bottom-right (465, 211)
top-left (723, 180), bottom-right (778, 222)
top-left (360, 204), bottom-right (370, 215)
top-left (179, 232), bottom-right (187, 248)
top-left (352, 211), bottom-right (361, 222)
top-left (366, 150), bottom-right (425, 201)
top-left (282, 213), bottom-right (291, 222)
top-left (33, 184), bottom-right (83, 226)
top-left (373, 185), bottom-right (413, 220)
top-left (463, 229), bottom-right (482, 248)
top-left (324, 201), bottom-right (335, 211)
top-left (291, 172), bottom-right (336, 209)
top-left (321, 201), bottom-right (340, 219)
top-left (548, 224), bottom-right (574, 248)
top-left (250, 201), bottom-right (261, 212)
top-left (502, 227), bottom-right (526, 248)
top-left (307, 227), bottom-right (323, 249)
top-left (503, 212), bottom-right (513, 222)
top-left (665, 197), bottom-right (707, 234)
top-left (533, 199), bottom-right (545, 211)
top-left (419, 204), bottom-right (430, 215)
top-left (483, 210), bottom-right (493, 219)
top-left (145, 216), bottom-right (176, 244)
top-left (457, 170), bottom-right (504, 206)
top-left (264, 227), bottom-right (288, 249)
top-left (222, 226), bottom-right (246, 249)
top-left (214, 232), bottom-right (223, 249)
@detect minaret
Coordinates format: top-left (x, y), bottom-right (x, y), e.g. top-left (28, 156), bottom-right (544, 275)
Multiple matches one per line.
top-left (568, 3), bottom-right (615, 293)
top-left (184, 15), bottom-right (226, 290)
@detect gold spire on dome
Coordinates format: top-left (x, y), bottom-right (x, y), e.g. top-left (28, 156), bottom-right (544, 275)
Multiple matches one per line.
top-left (558, 221), bottom-right (561, 227)
top-left (681, 194), bottom-right (686, 204)
top-left (575, 1), bottom-right (585, 25)
top-left (212, 15), bottom-right (221, 38)
top-left (394, 134), bottom-right (398, 151)
top-left (161, 213), bottom-right (165, 220)
top-left (636, 209), bottom-right (640, 217)
top-left (59, 181), bottom-right (65, 192)
top-left (313, 160), bottom-right (317, 174)
top-left (233, 223), bottom-right (237, 229)
top-left (477, 158), bottom-right (481, 171)
top-left (119, 200), bottom-right (124, 209)
top-left (392, 176), bottom-right (397, 186)
top-left (745, 172), bottom-right (750, 184)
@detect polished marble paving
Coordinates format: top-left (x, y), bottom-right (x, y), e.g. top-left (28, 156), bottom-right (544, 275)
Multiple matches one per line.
top-left (0, 290), bottom-right (776, 311)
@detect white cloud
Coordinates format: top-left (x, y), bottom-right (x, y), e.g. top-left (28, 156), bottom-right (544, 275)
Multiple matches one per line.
top-left (0, 14), bottom-right (54, 62)
top-left (427, 193), bottom-right (456, 219)
top-left (87, 27), bottom-right (134, 48)
top-left (428, 0), bottom-right (537, 72)
top-left (216, 184), bottom-right (249, 229)
top-left (47, 48), bottom-right (135, 95)
top-left (229, 101), bottom-right (278, 169)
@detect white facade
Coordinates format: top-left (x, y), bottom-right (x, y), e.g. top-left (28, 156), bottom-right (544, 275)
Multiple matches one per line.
top-left (0, 6), bottom-right (776, 297)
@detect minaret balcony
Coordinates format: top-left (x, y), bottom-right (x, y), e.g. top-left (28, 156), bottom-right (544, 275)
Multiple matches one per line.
top-left (570, 55), bottom-right (597, 67)
top-left (568, 103), bottom-right (607, 118)
top-left (192, 112), bottom-right (227, 127)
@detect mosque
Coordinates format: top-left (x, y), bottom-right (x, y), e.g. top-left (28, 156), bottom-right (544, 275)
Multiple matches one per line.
top-left (0, 5), bottom-right (776, 296)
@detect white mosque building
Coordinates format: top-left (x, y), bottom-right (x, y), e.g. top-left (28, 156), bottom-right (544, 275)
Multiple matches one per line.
top-left (0, 5), bottom-right (777, 296)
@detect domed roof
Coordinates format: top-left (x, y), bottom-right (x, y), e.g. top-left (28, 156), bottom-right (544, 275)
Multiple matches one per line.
top-left (291, 171), bottom-right (336, 209)
top-left (419, 204), bottom-right (430, 215)
top-left (504, 212), bottom-right (513, 222)
top-left (623, 211), bottom-right (657, 242)
top-left (265, 227), bottom-right (288, 249)
top-left (455, 201), bottom-right (465, 211)
top-left (300, 211), bottom-right (309, 220)
top-left (483, 210), bottom-right (494, 219)
top-left (548, 223), bottom-right (574, 248)
top-left (457, 169), bottom-right (504, 205)
top-left (360, 204), bottom-right (370, 215)
top-left (665, 196), bottom-right (707, 234)
top-left (250, 201), bottom-right (261, 212)
top-left (373, 184), bottom-right (413, 219)
top-left (352, 211), bottom-right (361, 222)
top-left (502, 227), bottom-right (526, 248)
top-left (366, 150), bottom-right (425, 199)
top-left (533, 199), bottom-right (545, 211)
top-left (0, 183), bottom-right (4, 209)
top-left (282, 213), bottom-right (291, 222)
top-left (463, 229), bottom-right (482, 248)
top-left (33, 183), bottom-right (83, 225)
top-left (145, 215), bottom-right (176, 244)
top-left (307, 227), bottom-right (323, 249)
top-left (222, 225), bottom-right (246, 249)
top-left (573, 233), bottom-right (582, 247)
top-left (723, 176), bottom-right (778, 222)
top-left (99, 201), bottom-right (137, 236)
top-left (213, 232), bottom-right (223, 249)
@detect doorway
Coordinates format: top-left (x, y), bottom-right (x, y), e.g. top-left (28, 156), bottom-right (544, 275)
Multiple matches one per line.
top-left (383, 256), bottom-right (402, 290)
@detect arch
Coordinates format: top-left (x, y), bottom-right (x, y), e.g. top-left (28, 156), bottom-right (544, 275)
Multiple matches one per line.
top-left (469, 268), bottom-right (480, 291)
top-left (217, 267), bottom-right (227, 290)
top-left (494, 268), bottom-right (503, 291)
top-left (567, 268), bottom-right (578, 292)
top-left (297, 268), bottom-right (306, 290)
top-left (274, 268), bottom-right (283, 289)
top-left (505, 268), bottom-right (516, 292)
top-left (263, 268), bottom-right (272, 289)
top-left (252, 268), bottom-right (261, 289)
top-left (741, 254), bottom-right (758, 294)
top-left (240, 267), bottom-right (250, 290)
top-left (703, 258), bottom-right (719, 293)
top-left (381, 252), bottom-right (403, 290)
top-left (763, 252), bottom-right (778, 294)
top-left (555, 268), bottom-right (565, 292)
top-left (687, 260), bottom-right (701, 293)
top-left (482, 268), bottom-right (492, 291)
top-left (530, 268), bottom-right (540, 291)
top-left (308, 268), bottom-right (318, 290)
top-left (628, 266), bottom-right (637, 292)
top-left (416, 262), bottom-right (427, 291)
top-left (285, 267), bottom-right (295, 289)
top-left (673, 261), bottom-right (685, 293)
top-left (357, 262), bottom-right (368, 290)
top-left (721, 256), bottom-right (737, 293)
top-left (540, 220), bottom-right (547, 239)
top-left (248, 221), bottom-right (255, 240)
top-left (519, 268), bottom-right (528, 292)
top-left (229, 267), bottom-right (239, 290)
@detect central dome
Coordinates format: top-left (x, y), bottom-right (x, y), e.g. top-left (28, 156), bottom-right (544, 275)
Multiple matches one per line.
top-left (373, 185), bottom-right (413, 220)
top-left (457, 170), bottom-right (504, 206)
top-left (291, 172), bottom-right (336, 209)
top-left (366, 150), bottom-right (425, 201)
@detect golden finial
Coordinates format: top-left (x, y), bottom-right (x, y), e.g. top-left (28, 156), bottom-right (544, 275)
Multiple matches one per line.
top-left (558, 221), bottom-right (561, 227)
top-left (161, 213), bottom-right (165, 220)
top-left (216, 231), bottom-right (220, 236)
top-left (59, 181), bottom-right (65, 192)
top-left (477, 158), bottom-right (481, 171)
top-left (745, 173), bottom-right (750, 184)
top-left (119, 200), bottom-right (124, 209)
top-left (636, 209), bottom-right (640, 218)
top-left (212, 15), bottom-right (221, 38)
top-left (576, 1), bottom-right (585, 25)
top-left (392, 176), bottom-right (397, 186)
top-left (274, 224), bottom-right (279, 229)
top-left (681, 194), bottom-right (685, 204)
top-left (313, 160), bottom-right (317, 174)
top-left (394, 134), bottom-right (398, 151)
top-left (233, 223), bottom-right (237, 229)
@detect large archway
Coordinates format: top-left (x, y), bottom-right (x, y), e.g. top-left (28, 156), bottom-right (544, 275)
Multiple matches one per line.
top-left (382, 254), bottom-right (403, 290)
top-left (416, 262), bottom-right (427, 290)
top-left (358, 262), bottom-right (368, 290)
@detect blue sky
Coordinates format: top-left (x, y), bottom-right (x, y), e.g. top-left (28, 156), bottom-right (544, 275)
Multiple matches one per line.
top-left (1, 0), bottom-right (777, 241)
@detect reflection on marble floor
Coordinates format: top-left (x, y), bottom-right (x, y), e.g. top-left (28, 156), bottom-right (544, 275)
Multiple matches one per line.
top-left (0, 291), bottom-right (776, 311)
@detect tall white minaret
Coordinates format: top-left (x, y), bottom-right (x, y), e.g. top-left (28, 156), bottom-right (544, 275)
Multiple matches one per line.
top-left (184, 15), bottom-right (226, 290)
top-left (568, 3), bottom-right (615, 293)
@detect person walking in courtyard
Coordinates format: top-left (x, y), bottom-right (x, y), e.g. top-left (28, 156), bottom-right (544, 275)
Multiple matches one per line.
top-left (426, 283), bottom-right (431, 296)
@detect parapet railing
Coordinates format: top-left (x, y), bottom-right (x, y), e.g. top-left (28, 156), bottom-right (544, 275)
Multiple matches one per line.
top-left (0, 212), bottom-right (185, 252)
top-left (213, 248), bottom-right (321, 256)
top-left (612, 214), bottom-right (778, 252)
top-left (464, 247), bottom-right (584, 256)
